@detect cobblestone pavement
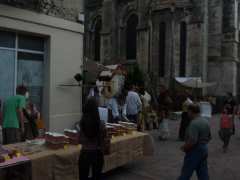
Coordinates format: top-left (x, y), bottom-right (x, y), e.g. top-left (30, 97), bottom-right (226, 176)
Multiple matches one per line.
top-left (105, 115), bottom-right (240, 180)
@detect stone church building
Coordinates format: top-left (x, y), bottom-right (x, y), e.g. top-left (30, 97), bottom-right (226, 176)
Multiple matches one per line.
top-left (85, 0), bottom-right (239, 97)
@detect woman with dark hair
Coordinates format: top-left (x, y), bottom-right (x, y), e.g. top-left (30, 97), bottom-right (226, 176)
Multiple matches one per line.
top-left (79, 98), bottom-right (107, 180)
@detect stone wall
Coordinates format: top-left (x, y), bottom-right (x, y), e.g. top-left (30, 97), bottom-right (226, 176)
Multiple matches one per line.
top-left (84, 0), bottom-right (240, 97)
top-left (0, 0), bottom-right (84, 22)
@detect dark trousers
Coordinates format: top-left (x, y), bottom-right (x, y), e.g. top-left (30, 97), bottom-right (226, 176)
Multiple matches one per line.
top-left (79, 150), bottom-right (104, 180)
top-left (179, 144), bottom-right (209, 180)
top-left (3, 128), bottom-right (21, 145)
top-left (127, 114), bottom-right (138, 123)
top-left (179, 112), bottom-right (191, 141)
top-left (219, 128), bottom-right (232, 148)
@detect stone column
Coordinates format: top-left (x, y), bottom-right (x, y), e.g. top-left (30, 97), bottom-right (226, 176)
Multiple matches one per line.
top-left (201, 0), bottom-right (209, 95)
top-left (137, 27), bottom-right (149, 74)
top-left (208, 0), bottom-right (238, 96)
top-left (221, 0), bottom-right (238, 96)
top-left (101, 0), bottom-right (113, 64)
top-left (137, 0), bottom-right (150, 74)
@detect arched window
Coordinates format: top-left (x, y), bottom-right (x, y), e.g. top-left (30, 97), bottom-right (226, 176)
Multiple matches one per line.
top-left (94, 18), bottom-right (102, 61)
top-left (180, 22), bottom-right (187, 77)
top-left (126, 14), bottom-right (138, 60)
top-left (159, 22), bottom-right (166, 77)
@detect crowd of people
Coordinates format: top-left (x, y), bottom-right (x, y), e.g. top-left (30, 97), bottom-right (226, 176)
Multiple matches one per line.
top-left (1, 83), bottom-right (240, 180)
top-left (177, 91), bottom-right (240, 180)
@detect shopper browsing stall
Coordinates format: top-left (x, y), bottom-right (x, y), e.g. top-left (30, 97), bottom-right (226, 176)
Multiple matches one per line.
top-left (106, 97), bottom-right (120, 123)
top-left (125, 85), bottom-right (142, 123)
top-left (2, 86), bottom-right (28, 144)
top-left (79, 98), bottom-right (107, 180)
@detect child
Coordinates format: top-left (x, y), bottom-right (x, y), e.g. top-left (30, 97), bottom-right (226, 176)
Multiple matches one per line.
top-left (23, 102), bottom-right (40, 139)
top-left (219, 106), bottom-right (233, 153)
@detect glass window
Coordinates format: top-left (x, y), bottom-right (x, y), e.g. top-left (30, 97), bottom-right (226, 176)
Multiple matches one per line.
top-left (0, 49), bottom-right (16, 102)
top-left (17, 53), bottom-right (44, 110)
top-left (18, 35), bottom-right (44, 52)
top-left (0, 30), bottom-right (15, 48)
top-left (18, 52), bottom-right (44, 61)
top-left (0, 32), bottom-right (45, 110)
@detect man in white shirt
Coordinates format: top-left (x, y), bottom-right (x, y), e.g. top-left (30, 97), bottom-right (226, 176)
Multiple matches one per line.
top-left (126, 86), bottom-right (142, 123)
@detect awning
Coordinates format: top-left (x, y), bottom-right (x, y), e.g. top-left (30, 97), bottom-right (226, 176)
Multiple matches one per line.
top-left (175, 77), bottom-right (216, 88)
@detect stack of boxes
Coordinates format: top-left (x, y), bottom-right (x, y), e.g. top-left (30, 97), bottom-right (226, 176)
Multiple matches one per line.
top-left (45, 132), bottom-right (69, 149)
top-left (64, 129), bottom-right (79, 145)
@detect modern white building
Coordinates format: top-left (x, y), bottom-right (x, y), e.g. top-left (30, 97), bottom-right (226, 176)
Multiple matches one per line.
top-left (0, 1), bottom-right (84, 132)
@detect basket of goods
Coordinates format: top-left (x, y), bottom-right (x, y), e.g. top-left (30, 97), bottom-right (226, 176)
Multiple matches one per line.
top-left (0, 146), bottom-right (21, 163)
top-left (107, 123), bottom-right (127, 136)
top-left (64, 129), bottom-right (79, 145)
top-left (45, 132), bottom-right (69, 149)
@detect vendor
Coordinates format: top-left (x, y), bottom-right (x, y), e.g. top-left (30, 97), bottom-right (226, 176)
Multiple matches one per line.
top-left (2, 85), bottom-right (28, 144)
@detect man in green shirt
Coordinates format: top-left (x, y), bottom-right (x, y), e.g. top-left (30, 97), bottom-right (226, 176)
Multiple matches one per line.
top-left (178, 104), bottom-right (211, 180)
top-left (3, 85), bottom-right (27, 144)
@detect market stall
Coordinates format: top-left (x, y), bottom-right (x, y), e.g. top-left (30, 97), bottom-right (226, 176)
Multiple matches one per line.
top-left (173, 77), bottom-right (216, 120)
top-left (1, 131), bottom-right (153, 180)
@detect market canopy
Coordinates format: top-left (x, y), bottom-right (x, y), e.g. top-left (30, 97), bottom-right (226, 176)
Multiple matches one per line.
top-left (175, 77), bottom-right (216, 89)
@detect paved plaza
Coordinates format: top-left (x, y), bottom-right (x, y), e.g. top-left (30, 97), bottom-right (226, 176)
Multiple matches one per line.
top-left (105, 115), bottom-right (240, 180)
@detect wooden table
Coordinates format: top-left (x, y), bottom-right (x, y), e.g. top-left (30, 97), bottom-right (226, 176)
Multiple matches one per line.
top-left (4, 132), bottom-right (154, 180)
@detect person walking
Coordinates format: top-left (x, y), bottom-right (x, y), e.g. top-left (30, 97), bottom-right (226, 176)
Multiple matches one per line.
top-left (78, 98), bottom-right (107, 180)
top-left (158, 87), bottom-right (172, 140)
top-left (224, 92), bottom-right (237, 135)
top-left (125, 85), bottom-right (142, 124)
top-left (178, 104), bottom-right (211, 180)
top-left (179, 97), bottom-right (193, 141)
top-left (2, 85), bottom-right (28, 144)
top-left (219, 106), bottom-right (233, 153)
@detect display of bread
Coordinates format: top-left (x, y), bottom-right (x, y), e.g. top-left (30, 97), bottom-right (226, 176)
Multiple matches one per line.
top-left (106, 122), bottom-right (137, 138)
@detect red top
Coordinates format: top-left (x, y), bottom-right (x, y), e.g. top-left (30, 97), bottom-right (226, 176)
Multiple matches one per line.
top-left (220, 114), bottom-right (232, 129)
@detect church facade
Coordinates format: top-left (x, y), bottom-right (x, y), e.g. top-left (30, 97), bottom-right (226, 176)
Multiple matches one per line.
top-left (85, 0), bottom-right (239, 97)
